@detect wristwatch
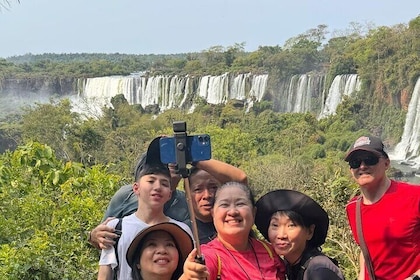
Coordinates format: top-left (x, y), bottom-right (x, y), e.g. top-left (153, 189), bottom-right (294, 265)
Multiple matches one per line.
top-left (411, 274), bottom-right (420, 280)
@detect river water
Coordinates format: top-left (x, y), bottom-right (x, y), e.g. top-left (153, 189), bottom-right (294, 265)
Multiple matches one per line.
top-left (390, 160), bottom-right (420, 184)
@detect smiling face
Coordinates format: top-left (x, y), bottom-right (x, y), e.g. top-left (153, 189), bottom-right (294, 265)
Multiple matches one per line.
top-left (268, 211), bottom-right (314, 264)
top-left (137, 230), bottom-right (179, 280)
top-left (133, 173), bottom-right (172, 208)
top-left (212, 183), bottom-right (256, 247)
top-left (189, 169), bottom-right (219, 222)
top-left (348, 151), bottom-right (390, 188)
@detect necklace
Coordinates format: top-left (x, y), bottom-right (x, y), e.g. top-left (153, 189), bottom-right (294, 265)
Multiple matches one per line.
top-left (220, 238), bottom-right (265, 280)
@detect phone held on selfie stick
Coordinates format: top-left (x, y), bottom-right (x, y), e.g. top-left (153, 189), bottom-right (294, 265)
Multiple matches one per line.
top-left (159, 134), bottom-right (211, 164)
top-left (162, 121), bottom-right (207, 265)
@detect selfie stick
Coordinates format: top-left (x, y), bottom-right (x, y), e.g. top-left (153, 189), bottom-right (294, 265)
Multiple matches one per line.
top-left (172, 121), bottom-right (205, 264)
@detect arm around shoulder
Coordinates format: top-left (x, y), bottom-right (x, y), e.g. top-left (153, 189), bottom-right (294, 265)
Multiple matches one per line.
top-left (89, 217), bottom-right (118, 250)
top-left (195, 159), bottom-right (247, 185)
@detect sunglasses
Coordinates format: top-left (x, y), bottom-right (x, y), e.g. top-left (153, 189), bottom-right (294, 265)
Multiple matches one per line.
top-left (348, 156), bottom-right (381, 169)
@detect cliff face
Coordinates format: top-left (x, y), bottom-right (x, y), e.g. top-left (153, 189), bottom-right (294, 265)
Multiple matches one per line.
top-left (0, 77), bottom-right (77, 96)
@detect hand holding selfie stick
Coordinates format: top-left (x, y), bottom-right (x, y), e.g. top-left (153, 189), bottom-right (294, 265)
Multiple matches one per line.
top-left (172, 121), bottom-right (205, 265)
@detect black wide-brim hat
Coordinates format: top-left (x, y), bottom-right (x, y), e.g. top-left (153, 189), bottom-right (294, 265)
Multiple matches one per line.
top-left (255, 189), bottom-right (329, 247)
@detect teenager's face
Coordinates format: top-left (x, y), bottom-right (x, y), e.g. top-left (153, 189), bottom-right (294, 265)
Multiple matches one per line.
top-left (348, 151), bottom-right (390, 188)
top-left (138, 230), bottom-right (179, 279)
top-left (133, 174), bottom-right (172, 207)
top-left (212, 185), bottom-right (255, 241)
top-left (268, 212), bottom-right (314, 264)
top-left (189, 170), bottom-right (219, 222)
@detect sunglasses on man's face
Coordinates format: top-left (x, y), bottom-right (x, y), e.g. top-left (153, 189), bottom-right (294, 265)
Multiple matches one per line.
top-left (348, 156), bottom-right (381, 169)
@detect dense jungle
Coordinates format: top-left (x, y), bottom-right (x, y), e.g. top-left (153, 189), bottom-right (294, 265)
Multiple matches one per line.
top-left (0, 15), bottom-right (420, 279)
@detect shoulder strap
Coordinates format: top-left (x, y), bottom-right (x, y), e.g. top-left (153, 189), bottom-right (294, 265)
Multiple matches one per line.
top-left (112, 218), bottom-right (123, 280)
top-left (296, 249), bottom-right (323, 280)
top-left (256, 239), bottom-right (274, 260)
top-left (356, 196), bottom-right (376, 280)
top-left (216, 253), bottom-right (222, 280)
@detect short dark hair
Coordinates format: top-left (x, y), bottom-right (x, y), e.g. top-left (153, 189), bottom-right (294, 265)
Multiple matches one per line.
top-left (134, 153), bottom-right (170, 181)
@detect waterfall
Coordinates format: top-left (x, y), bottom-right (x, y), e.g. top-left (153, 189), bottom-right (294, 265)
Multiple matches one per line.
top-left (287, 75), bottom-right (311, 113)
top-left (318, 74), bottom-right (361, 119)
top-left (231, 73), bottom-right (249, 100)
top-left (198, 73), bottom-right (230, 104)
top-left (273, 74), bottom-right (325, 114)
top-left (78, 73), bottom-right (268, 115)
top-left (250, 74), bottom-right (268, 101)
top-left (391, 77), bottom-right (420, 165)
top-left (247, 74), bottom-right (268, 111)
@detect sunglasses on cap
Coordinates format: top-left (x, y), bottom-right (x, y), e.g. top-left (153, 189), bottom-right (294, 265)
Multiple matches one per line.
top-left (348, 156), bottom-right (381, 169)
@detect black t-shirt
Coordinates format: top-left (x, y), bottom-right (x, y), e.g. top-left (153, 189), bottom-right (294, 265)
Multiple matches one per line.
top-left (196, 219), bottom-right (216, 244)
top-left (288, 248), bottom-right (344, 280)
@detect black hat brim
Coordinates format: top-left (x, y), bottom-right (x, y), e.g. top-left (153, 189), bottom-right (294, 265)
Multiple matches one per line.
top-left (255, 189), bottom-right (329, 247)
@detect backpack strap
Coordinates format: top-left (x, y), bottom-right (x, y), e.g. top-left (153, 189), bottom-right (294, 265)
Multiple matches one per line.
top-left (112, 218), bottom-right (123, 280)
top-left (216, 253), bottom-right (222, 280)
top-left (296, 249), bottom-right (323, 280)
top-left (356, 196), bottom-right (376, 280)
top-left (256, 239), bottom-right (274, 260)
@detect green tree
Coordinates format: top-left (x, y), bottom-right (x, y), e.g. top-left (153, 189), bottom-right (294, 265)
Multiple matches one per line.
top-left (19, 99), bottom-right (80, 160)
top-left (0, 142), bottom-right (121, 279)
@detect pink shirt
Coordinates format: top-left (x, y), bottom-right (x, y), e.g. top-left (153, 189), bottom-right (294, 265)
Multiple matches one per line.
top-left (201, 237), bottom-right (286, 280)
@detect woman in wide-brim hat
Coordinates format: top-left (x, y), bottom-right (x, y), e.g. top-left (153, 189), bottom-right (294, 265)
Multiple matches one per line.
top-left (255, 189), bottom-right (344, 280)
top-left (126, 222), bottom-right (193, 280)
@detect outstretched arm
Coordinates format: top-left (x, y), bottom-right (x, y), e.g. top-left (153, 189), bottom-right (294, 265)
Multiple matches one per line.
top-left (179, 249), bottom-right (209, 280)
top-left (195, 159), bottom-right (247, 185)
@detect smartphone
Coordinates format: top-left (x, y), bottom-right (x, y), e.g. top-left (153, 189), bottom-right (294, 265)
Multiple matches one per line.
top-left (159, 134), bottom-right (211, 164)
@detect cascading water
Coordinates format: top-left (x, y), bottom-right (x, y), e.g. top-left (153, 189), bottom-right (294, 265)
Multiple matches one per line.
top-left (318, 74), bottom-right (361, 119)
top-left (78, 73), bottom-right (269, 116)
top-left (390, 77), bottom-right (420, 166)
top-left (76, 73), bottom-right (363, 119)
top-left (274, 74), bottom-right (325, 114)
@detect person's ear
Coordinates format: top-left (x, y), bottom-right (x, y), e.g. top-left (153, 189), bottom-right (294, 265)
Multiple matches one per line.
top-left (136, 263), bottom-right (141, 270)
top-left (307, 224), bottom-right (315, 240)
top-left (133, 181), bottom-right (140, 194)
top-left (384, 157), bottom-right (391, 170)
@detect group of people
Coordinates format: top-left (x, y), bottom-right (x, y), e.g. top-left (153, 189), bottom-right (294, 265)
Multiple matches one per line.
top-left (88, 135), bottom-right (419, 280)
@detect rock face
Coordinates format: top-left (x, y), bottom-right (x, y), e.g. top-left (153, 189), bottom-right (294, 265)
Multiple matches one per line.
top-left (0, 77), bottom-right (77, 96)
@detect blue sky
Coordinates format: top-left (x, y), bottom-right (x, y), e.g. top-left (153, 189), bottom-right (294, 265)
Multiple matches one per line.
top-left (0, 0), bottom-right (419, 58)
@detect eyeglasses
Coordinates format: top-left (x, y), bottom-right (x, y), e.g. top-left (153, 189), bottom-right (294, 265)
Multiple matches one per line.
top-left (348, 156), bottom-right (381, 169)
